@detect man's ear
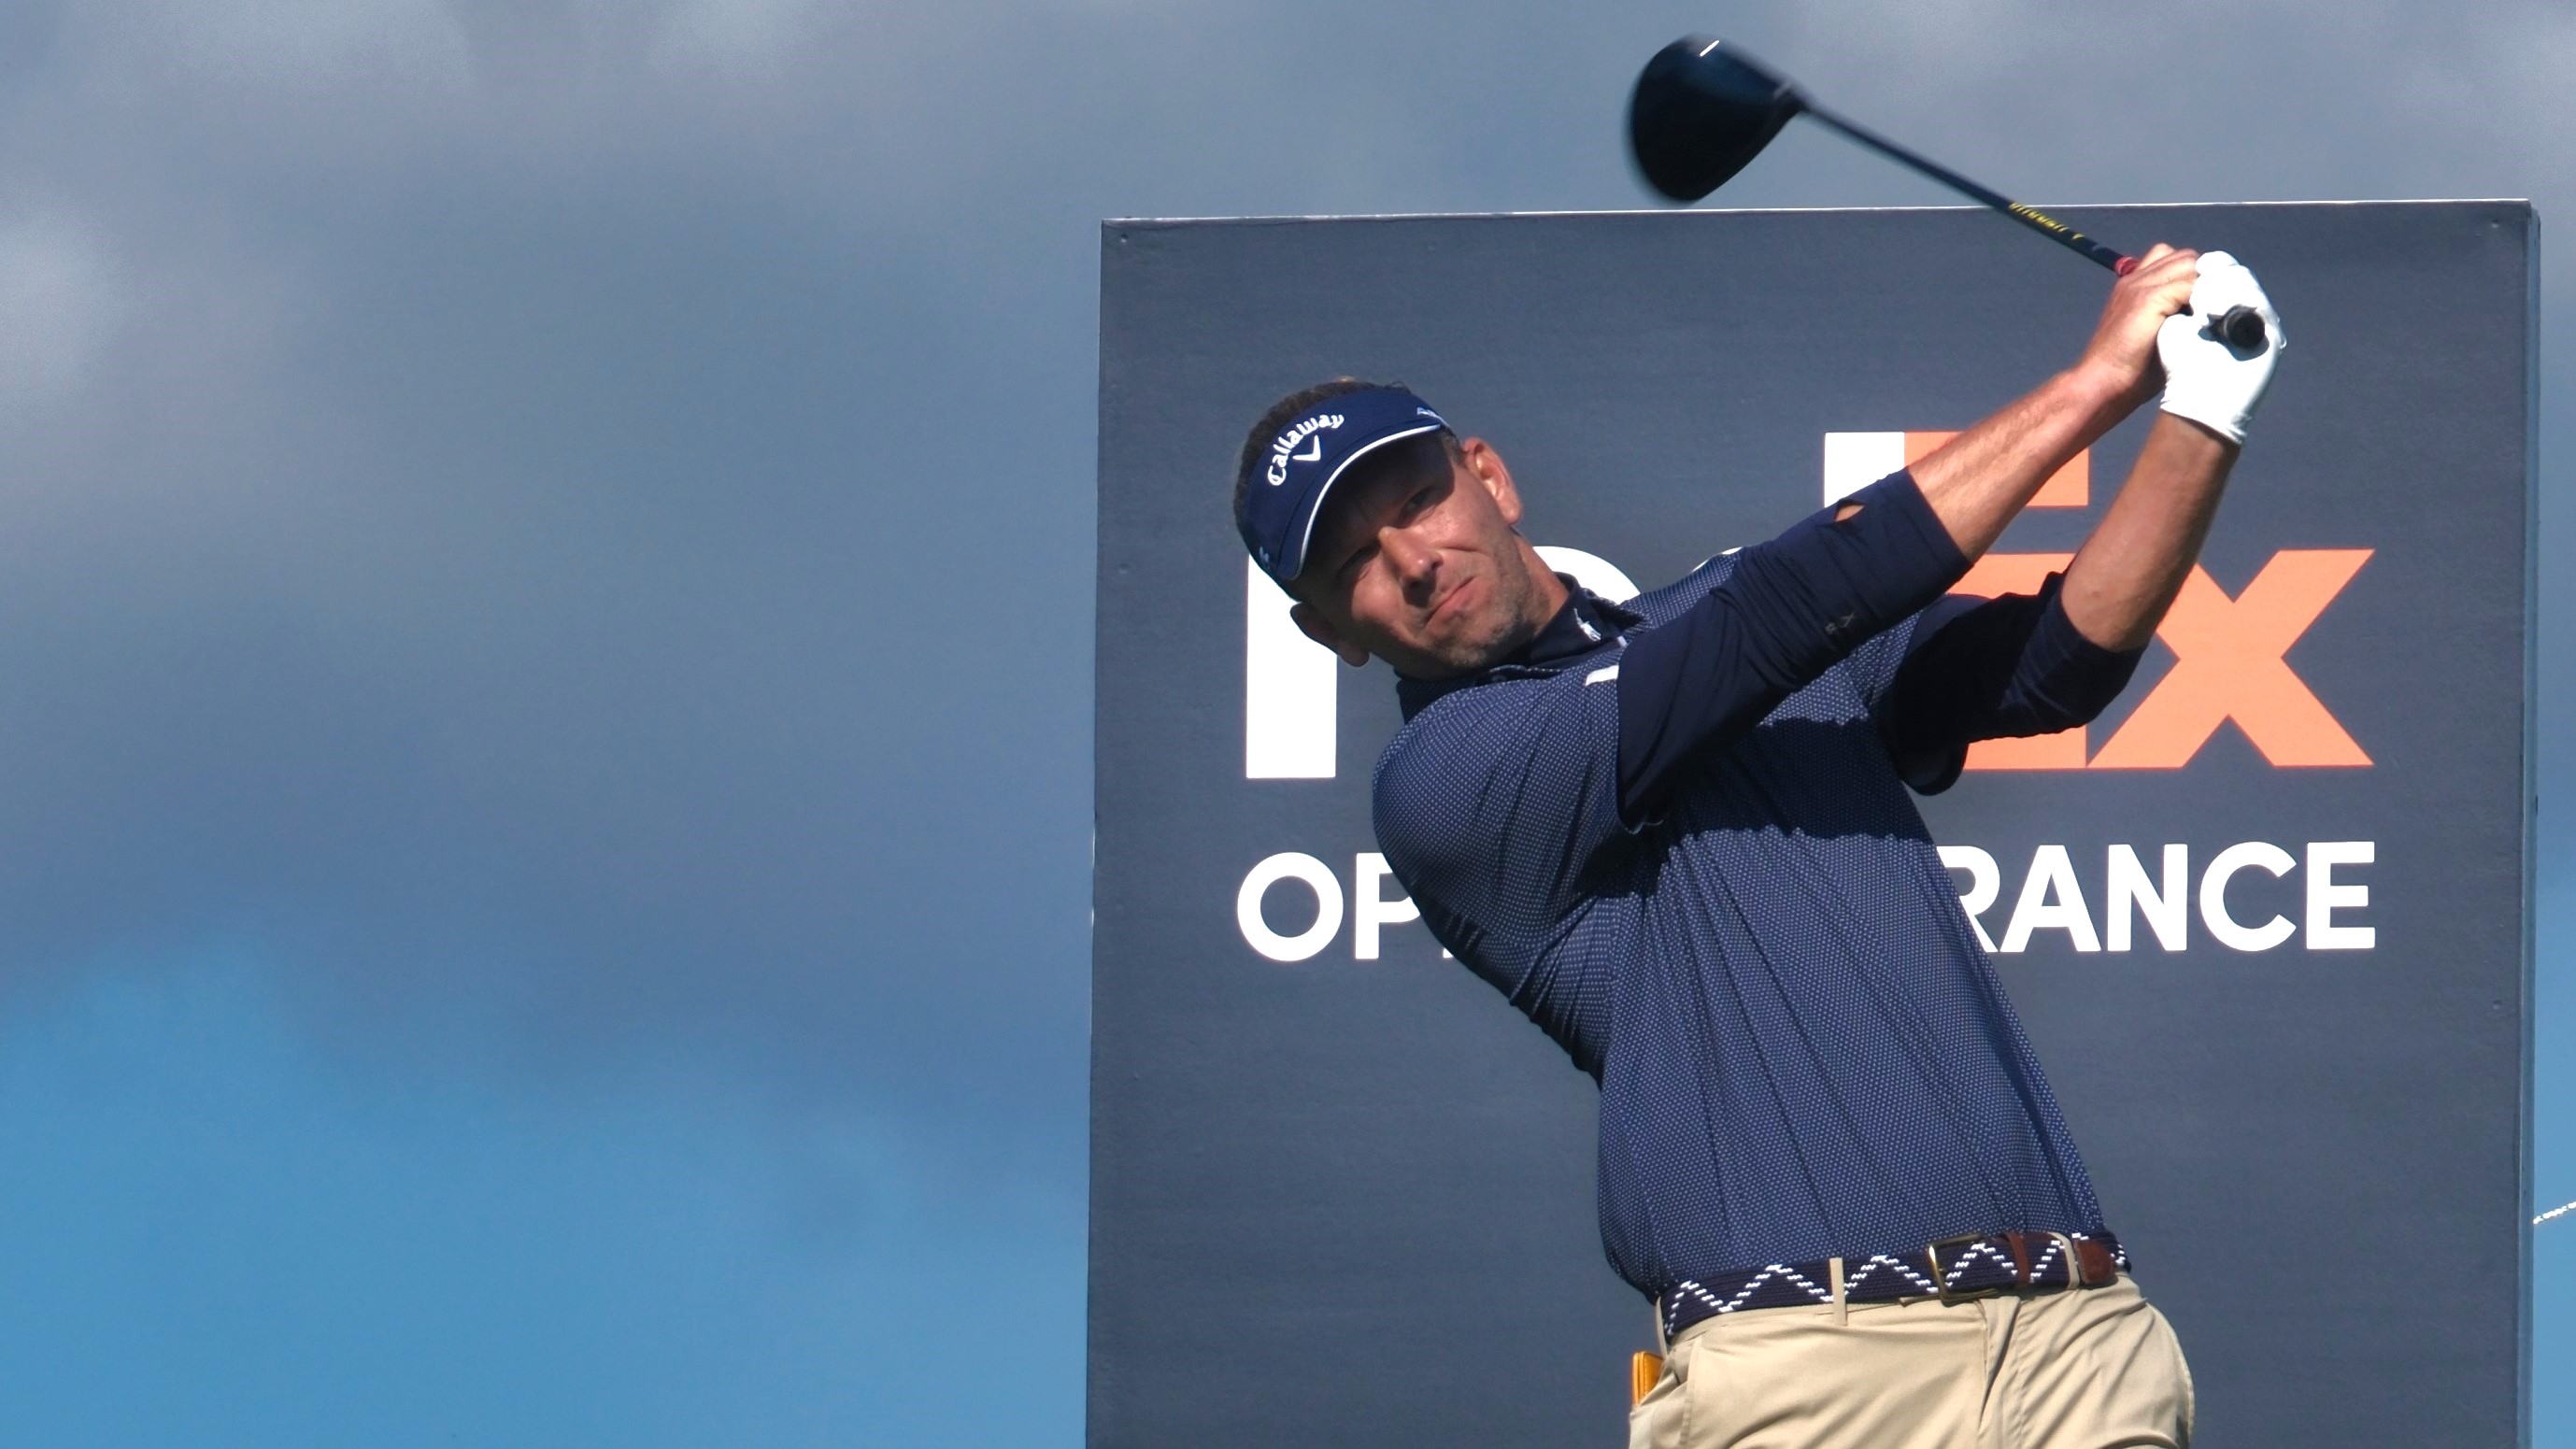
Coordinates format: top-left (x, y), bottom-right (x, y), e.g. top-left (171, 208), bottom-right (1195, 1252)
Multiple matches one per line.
top-left (1290, 602), bottom-right (1372, 668)
top-left (1459, 436), bottom-right (1523, 526)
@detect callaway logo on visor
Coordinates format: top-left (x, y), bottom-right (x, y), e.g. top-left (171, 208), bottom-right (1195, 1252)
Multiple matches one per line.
top-left (1267, 414), bottom-right (1345, 486)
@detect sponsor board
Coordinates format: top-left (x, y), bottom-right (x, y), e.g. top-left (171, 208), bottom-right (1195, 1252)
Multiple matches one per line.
top-left (1095, 204), bottom-right (2534, 1448)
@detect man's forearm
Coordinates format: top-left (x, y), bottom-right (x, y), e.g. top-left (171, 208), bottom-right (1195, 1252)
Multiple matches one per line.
top-left (2058, 414), bottom-right (2236, 650)
top-left (1907, 365), bottom-right (2139, 560)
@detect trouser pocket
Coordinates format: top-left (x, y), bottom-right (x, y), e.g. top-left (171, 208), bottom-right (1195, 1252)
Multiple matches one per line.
top-left (1626, 1338), bottom-right (1693, 1449)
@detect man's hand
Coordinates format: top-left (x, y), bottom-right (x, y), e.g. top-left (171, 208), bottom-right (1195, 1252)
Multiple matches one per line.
top-left (2155, 252), bottom-right (2284, 446)
top-left (2073, 244), bottom-right (2200, 409)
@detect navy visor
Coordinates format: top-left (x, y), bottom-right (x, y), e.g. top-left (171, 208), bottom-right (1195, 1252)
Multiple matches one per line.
top-left (1237, 386), bottom-right (1451, 583)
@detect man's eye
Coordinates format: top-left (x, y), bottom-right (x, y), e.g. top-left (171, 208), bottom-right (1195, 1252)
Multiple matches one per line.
top-left (1341, 543), bottom-right (1377, 576)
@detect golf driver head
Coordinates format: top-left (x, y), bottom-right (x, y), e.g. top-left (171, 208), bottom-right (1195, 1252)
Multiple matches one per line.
top-left (1627, 36), bottom-right (1805, 203)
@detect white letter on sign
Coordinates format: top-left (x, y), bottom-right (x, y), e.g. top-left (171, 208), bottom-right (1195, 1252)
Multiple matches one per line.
top-left (1353, 852), bottom-right (1421, 960)
top-left (2305, 841), bottom-right (2375, 950)
top-left (2107, 844), bottom-right (2188, 953)
top-left (1823, 432), bottom-right (1907, 504)
top-left (1938, 845), bottom-right (2001, 953)
top-left (2000, 844), bottom-right (2101, 954)
top-left (1236, 852), bottom-right (1344, 962)
top-left (1245, 559), bottom-right (1337, 779)
top-left (2200, 841), bottom-right (2297, 952)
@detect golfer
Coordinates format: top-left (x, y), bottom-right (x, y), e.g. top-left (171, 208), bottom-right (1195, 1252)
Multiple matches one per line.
top-left (1231, 246), bottom-right (2280, 1448)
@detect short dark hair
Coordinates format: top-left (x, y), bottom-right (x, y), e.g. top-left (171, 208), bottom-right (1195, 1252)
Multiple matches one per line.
top-left (1232, 378), bottom-right (1463, 575)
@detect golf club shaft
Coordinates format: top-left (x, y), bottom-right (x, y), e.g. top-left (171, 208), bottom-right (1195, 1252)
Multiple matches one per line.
top-left (1799, 100), bottom-right (2266, 349)
top-left (1799, 101), bottom-right (2128, 271)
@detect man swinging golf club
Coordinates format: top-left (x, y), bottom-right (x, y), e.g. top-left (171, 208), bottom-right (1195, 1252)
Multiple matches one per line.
top-left (1231, 246), bottom-right (2280, 1447)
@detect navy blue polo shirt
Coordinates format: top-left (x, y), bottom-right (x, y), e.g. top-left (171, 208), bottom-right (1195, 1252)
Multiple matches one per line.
top-left (1372, 470), bottom-right (2133, 1300)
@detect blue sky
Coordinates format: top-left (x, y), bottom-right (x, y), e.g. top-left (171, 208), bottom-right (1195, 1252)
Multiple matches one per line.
top-left (0, 0), bottom-right (2564, 1443)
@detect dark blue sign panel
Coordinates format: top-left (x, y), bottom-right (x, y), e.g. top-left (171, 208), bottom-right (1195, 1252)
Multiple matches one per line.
top-left (1092, 203), bottom-right (2535, 1448)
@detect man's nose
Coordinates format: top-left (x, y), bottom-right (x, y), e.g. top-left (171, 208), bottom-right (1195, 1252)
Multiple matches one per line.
top-left (1380, 526), bottom-right (1439, 588)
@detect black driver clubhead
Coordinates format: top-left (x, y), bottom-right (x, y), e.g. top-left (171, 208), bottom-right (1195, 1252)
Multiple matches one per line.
top-left (1627, 36), bottom-right (1805, 203)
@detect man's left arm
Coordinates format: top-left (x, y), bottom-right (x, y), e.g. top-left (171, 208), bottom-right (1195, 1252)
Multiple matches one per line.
top-left (1877, 254), bottom-right (2284, 789)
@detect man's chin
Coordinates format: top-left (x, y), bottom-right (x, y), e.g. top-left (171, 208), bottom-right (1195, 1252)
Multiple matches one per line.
top-left (1408, 619), bottom-right (1523, 678)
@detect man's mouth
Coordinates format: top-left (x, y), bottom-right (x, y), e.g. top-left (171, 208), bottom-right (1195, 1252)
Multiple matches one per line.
top-left (1426, 576), bottom-right (1476, 628)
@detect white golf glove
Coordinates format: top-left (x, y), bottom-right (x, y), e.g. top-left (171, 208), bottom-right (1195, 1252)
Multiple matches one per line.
top-left (2156, 250), bottom-right (2284, 446)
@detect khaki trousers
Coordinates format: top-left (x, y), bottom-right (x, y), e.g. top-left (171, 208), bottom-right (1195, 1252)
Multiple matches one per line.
top-left (1628, 1276), bottom-right (2193, 1449)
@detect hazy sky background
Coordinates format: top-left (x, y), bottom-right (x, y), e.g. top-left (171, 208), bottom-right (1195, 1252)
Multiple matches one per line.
top-left (0, 1), bottom-right (2564, 1443)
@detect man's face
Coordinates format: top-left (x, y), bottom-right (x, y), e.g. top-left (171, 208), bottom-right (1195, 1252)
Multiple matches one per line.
top-left (1289, 436), bottom-right (1559, 680)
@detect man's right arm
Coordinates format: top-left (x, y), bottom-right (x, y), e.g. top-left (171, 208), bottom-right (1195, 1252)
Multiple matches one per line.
top-left (1905, 246), bottom-right (2200, 556)
top-left (1615, 246), bottom-right (2202, 825)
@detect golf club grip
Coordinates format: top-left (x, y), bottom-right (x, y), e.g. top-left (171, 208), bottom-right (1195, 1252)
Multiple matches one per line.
top-left (2114, 256), bottom-right (2268, 349)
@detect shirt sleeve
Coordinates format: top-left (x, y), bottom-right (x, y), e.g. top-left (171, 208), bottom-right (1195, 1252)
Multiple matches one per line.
top-left (1373, 676), bottom-right (1629, 1057)
top-left (1615, 468), bottom-right (1968, 826)
top-left (1872, 573), bottom-right (2148, 794)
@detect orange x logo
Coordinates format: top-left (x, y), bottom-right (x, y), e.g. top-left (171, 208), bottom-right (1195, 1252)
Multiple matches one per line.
top-left (2088, 549), bottom-right (2373, 768)
top-left (1948, 548), bottom-right (2372, 771)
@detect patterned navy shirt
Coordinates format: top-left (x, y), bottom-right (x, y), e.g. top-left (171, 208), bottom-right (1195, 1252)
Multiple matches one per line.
top-left (1372, 470), bottom-right (2136, 1300)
